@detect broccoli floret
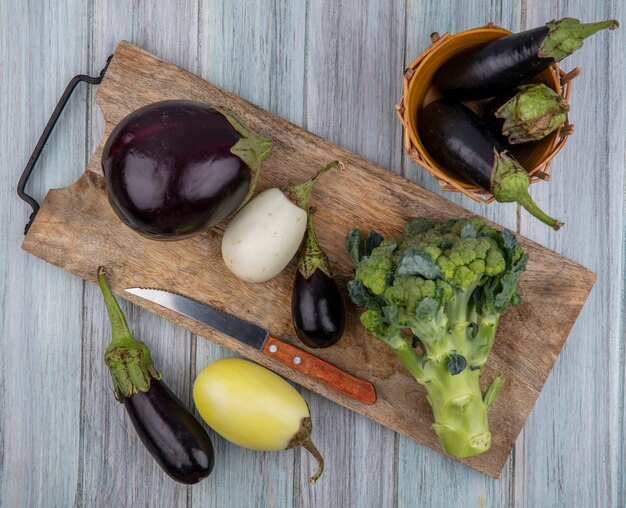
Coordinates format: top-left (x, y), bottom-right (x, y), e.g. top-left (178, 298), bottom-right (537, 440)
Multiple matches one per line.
top-left (360, 309), bottom-right (387, 339)
top-left (469, 259), bottom-right (486, 274)
top-left (384, 276), bottom-right (423, 312)
top-left (436, 255), bottom-right (456, 280)
top-left (355, 247), bottom-right (396, 295)
top-left (436, 280), bottom-right (454, 302)
top-left (346, 217), bottom-right (527, 459)
top-left (448, 239), bottom-right (478, 266)
top-left (453, 265), bottom-right (477, 287)
top-left (475, 238), bottom-right (492, 259)
top-left (422, 245), bottom-right (442, 261)
top-left (485, 247), bottom-right (506, 275)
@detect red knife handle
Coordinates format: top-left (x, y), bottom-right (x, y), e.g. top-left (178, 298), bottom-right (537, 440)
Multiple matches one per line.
top-left (262, 336), bottom-right (377, 405)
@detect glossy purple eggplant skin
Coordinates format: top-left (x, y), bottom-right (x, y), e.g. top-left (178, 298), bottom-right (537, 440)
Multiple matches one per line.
top-left (122, 379), bottom-right (215, 484)
top-left (435, 26), bottom-right (552, 101)
top-left (481, 89), bottom-right (520, 146)
top-left (419, 100), bottom-right (502, 190)
top-left (481, 96), bottom-right (526, 162)
top-left (102, 100), bottom-right (251, 240)
top-left (291, 268), bottom-right (346, 349)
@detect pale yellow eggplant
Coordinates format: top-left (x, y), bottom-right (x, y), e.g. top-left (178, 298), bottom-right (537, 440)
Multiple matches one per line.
top-left (193, 358), bottom-right (324, 483)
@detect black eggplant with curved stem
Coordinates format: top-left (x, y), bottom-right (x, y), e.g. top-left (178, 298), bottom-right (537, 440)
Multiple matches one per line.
top-left (435, 18), bottom-right (618, 101)
top-left (102, 100), bottom-right (272, 240)
top-left (97, 266), bottom-right (214, 484)
top-left (419, 100), bottom-right (563, 230)
top-left (291, 210), bottom-right (345, 348)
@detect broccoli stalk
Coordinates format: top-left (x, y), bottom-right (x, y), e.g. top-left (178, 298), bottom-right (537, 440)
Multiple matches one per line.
top-left (346, 218), bottom-right (527, 458)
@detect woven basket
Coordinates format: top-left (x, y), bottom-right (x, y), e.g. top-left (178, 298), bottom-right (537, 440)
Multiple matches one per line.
top-left (395, 23), bottom-right (579, 203)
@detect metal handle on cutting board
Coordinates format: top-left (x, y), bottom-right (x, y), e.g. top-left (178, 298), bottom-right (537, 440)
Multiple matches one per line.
top-left (16, 55), bottom-right (113, 235)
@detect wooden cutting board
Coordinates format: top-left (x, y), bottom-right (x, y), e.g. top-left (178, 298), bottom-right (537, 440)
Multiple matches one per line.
top-left (22, 41), bottom-right (595, 478)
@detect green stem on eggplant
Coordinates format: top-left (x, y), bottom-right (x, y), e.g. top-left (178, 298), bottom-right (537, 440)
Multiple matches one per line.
top-left (297, 209), bottom-right (332, 279)
top-left (287, 416), bottom-right (325, 484)
top-left (97, 266), bottom-right (160, 400)
top-left (492, 84), bottom-right (569, 144)
top-left (214, 106), bottom-right (273, 209)
top-left (286, 161), bottom-right (342, 210)
top-left (435, 18), bottom-right (618, 101)
top-left (540, 18), bottom-right (619, 61)
top-left (491, 151), bottom-right (563, 230)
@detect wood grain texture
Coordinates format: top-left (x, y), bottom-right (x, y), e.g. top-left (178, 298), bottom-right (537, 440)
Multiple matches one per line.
top-left (79, 1), bottom-right (199, 505)
top-left (398, 3), bottom-right (523, 505)
top-left (194, 2), bottom-right (305, 506)
top-left (80, 297), bottom-right (191, 506)
top-left (298, 2), bottom-right (406, 505)
top-left (21, 41), bottom-right (595, 479)
top-left (0, 1), bottom-right (89, 506)
top-left (401, 2), bottom-right (520, 233)
top-left (513, 1), bottom-right (626, 507)
top-left (261, 336), bottom-right (377, 405)
top-left (3, 1), bottom-right (624, 506)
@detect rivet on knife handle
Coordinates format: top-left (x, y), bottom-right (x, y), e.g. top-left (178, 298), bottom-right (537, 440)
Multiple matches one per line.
top-left (262, 336), bottom-right (377, 405)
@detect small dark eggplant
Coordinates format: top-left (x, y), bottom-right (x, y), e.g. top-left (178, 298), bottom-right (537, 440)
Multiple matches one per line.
top-left (291, 210), bottom-right (345, 348)
top-left (102, 100), bottom-right (272, 240)
top-left (122, 380), bottom-right (215, 484)
top-left (435, 18), bottom-right (618, 101)
top-left (97, 267), bottom-right (214, 484)
top-left (483, 84), bottom-right (569, 144)
top-left (419, 100), bottom-right (563, 230)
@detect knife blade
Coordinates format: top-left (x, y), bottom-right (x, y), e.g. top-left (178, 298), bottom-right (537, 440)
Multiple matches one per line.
top-left (126, 287), bottom-right (377, 405)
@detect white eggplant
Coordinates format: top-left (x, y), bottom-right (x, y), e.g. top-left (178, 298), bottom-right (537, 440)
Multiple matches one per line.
top-left (221, 161), bottom-right (340, 283)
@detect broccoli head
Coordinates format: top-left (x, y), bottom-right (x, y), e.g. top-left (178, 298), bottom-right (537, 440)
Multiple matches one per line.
top-left (346, 217), bottom-right (527, 458)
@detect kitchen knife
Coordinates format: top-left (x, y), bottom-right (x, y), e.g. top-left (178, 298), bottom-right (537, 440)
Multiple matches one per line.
top-left (126, 287), bottom-right (377, 405)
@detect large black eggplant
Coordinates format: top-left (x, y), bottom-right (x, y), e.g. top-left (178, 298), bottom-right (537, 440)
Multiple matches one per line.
top-left (102, 100), bottom-right (272, 240)
top-left (97, 267), bottom-right (214, 484)
top-left (435, 18), bottom-right (618, 101)
top-left (419, 100), bottom-right (562, 229)
top-left (291, 210), bottom-right (345, 348)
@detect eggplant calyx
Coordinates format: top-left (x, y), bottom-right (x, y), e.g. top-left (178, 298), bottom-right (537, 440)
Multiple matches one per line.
top-left (104, 341), bottom-right (161, 401)
top-left (97, 267), bottom-right (162, 401)
top-left (287, 417), bottom-right (324, 484)
top-left (298, 209), bottom-right (332, 279)
top-left (540, 18), bottom-right (619, 61)
top-left (285, 161), bottom-right (342, 210)
top-left (496, 84), bottom-right (569, 144)
top-left (490, 151), bottom-right (563, 230)
top-left (215, 107), bottom-right (273, 208)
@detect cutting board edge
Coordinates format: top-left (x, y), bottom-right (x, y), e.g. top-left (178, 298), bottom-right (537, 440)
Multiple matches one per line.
top-left (18, 236), bottom-right (512, 478)
top-left (95, 45), bottom-right (598, 287)
top-left (19, 40), bottom-right (598, 479)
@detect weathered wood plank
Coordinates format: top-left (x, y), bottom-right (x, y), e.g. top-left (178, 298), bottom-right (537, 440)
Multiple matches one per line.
top-left (514, 2), bottom-right (625, 506)
top-left (401, 1), bottom-right (522, 231)
top-left (79, 297), bottom-right (193, 506)
top-left (3, 0), bottom-right (623, 504)
top-left (78, 1), bottom-right (199, 505)
top-left (0, 1), bottom-right (89, 506)
top-left (193, 1), bottom-right (306, 506)
top-left (22, 40), bottom-right (595, 478)
top-left (398, 1), bottom-right (522, 505)
top-left (299, 0), bottom-right (405, 505)
top-left (198, 0), bottom-right (306, 125)
top-left (192, 346), bottom-right (297, 508)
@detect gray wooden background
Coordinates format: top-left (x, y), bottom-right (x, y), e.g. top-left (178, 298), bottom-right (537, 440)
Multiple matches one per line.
top-left (1, 0), bottom-right (624, 507)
